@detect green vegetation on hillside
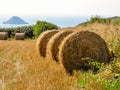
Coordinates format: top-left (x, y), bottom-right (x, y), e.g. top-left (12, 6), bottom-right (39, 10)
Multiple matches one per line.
top-left (108, 16), bottom-right (120, 25)
top-left (79, 16), bottom-right (120, 26)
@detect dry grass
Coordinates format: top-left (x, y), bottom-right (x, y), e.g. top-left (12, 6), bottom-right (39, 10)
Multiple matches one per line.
top-left (0, 40), bottom-right (77, 90)
top-left (75, 23), bottom-right (120, 42)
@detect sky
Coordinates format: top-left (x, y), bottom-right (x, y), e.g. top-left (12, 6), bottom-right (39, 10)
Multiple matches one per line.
top-left (0, 0), bottom-right (120, 17)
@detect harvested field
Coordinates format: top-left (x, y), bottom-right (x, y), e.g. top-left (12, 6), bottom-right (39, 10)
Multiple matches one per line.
top-left (0, 40), bottom-right (77, 90)
top-left (0, 38), bottom-right (120, 90)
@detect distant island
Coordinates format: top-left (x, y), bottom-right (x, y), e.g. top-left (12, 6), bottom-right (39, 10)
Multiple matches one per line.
top-left (3, 16), bottom-right (28, 24)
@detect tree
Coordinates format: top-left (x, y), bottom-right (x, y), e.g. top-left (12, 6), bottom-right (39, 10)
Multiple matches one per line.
top-left (33, 21), bottom-right (58, 37)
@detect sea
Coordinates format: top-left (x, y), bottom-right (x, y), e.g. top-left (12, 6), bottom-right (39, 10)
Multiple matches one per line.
top-left (0, 16), bottom-right (90, 28)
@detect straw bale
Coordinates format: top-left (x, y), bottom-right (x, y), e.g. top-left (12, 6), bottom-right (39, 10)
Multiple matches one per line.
top-left (15, 33), bottom-right (25, 40)
top-left (58, 31), bottom-right (110, 74)
top-left (36, 30), bottom-right (59, 57)
top-left (47, 30), bottom-right (74, 62)
top-left (0, 32), bottom-right (8, 40)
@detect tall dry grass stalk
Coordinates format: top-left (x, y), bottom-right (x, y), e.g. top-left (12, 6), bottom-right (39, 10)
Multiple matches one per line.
top-left (75, 23), bottom-right (120, 42)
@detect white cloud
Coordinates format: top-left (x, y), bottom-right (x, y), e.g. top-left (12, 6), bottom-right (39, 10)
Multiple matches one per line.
top-left (0, 0), bottom-right (120, 17)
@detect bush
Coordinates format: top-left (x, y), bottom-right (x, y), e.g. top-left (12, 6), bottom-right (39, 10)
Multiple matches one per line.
top-left (89, 16), bottom-right (111, 24)
top-left (33, 21), bottom-right (58, 38)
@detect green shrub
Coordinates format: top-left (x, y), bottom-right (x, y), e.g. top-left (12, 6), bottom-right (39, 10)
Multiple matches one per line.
top-left (33, 21), bottom-right (58, 38)
top-left (89, 16), bottom-right (111, 24)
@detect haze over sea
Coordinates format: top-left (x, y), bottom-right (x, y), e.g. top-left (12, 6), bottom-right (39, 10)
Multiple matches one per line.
top-left (0, 16), bottom-right (90, 28)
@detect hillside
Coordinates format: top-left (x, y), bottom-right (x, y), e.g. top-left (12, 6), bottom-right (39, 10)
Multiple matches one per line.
top-left (108, 16), bottom-right (120, 24)
top-left (108, 16), bottom-right (120, 20)
top-left (3, 16), bottom-right (28, 24)
top-left (78, 16), bottom-right (120, 26)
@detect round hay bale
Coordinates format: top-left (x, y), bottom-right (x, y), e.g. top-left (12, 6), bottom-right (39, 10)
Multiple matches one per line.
top-left (47, 30), bottom-right (74, 62)
top-left (15, 33), bottom-right (25, 40)
top-left (58, 31), bottom-right (110, 74)
top-left (0, 32), bottom-right (8, 40)
top-left (36, 30), bottom-right (59, 58)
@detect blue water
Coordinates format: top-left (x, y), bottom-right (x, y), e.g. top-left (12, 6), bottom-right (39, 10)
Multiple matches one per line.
top-left (0, 24), bottom-right (31, 28)
top-left (0, 16), bottom-right (90, 28)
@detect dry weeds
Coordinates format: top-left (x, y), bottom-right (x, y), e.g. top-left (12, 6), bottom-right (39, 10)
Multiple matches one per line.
top-left (0, 40), bottom-right (77, 90)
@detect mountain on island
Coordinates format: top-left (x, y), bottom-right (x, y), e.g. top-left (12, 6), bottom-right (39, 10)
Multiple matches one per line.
top-left (3, 16), bottom-right (28, 24)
